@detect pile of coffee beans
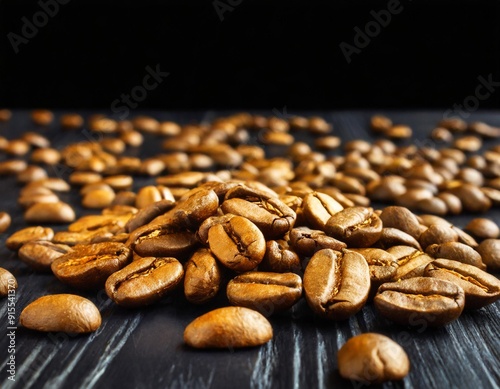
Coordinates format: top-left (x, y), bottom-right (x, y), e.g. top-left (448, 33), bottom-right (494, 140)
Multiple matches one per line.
top-left (2, 110), bottom-right (500, 384)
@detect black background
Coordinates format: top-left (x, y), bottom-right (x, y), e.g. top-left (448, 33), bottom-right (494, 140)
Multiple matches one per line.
top-left (0, 0), bottom-right (500, 109)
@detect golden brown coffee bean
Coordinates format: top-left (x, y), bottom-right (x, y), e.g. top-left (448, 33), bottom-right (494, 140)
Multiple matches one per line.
top-left (425, 242), bottom-right (485, 270)
top-left (0, 109), bottom-right (12, 122)
top-left (261, 240), bottom-right (301, 273)
top-left (374, 228), bottom-right (422, 250)
top-left (105, 256), bottom-right (183, 307)
top-left (51, 242), bottom-right (131, 290)
top-left (135, 186), bottom-right (163, 209)
top-left (227, 272), bottom-right (302, 316)
top-left (425, 259), bottom-right (500, 309)
top-left (477, 239), bottom-right (500, 272)
top-left (184, 306), bottom-right (273, 349)
top-left (419, 224), bottom-right (459, 250)
top-left (325, 207), bottom-right (383, 247)
top-left (31, 109), bottom-right (53, 126)
top-left (31, 147), bottom-right (61, 165)
top-left (6, 226), bottom-right (54, 251)
top-left (5, 139), bottom-right (30, 156)
top-left (69, 172), bottom-right (103, 186)
top-left (308, 116), bottom-right (332, 134)
top-left (465, 218), bottom-right (500, 240)
top-left (374, 277), bottom-right (465, 327)
top-left (22, 132), bottom-right (50, 148)
top-left (184, 249), bottom-right (221, 304)
top-left (60, 113), bottom-right (84, 129)
top-left (370, 115), bottom-right (392, 133)
top-left (18, 240), bottom-right (72, 272)
top-left (82, 189), bottom-right (116, 209)
top-left (0, 212), bottom-right (11, 233)
top-left (0, 160), bottom-right (28, 175)
top-left (303, 249), bottom-right (370, 320)
top-left (0, 268), bottom-right (17, 297)
top-left (302, 192), bottom-right (343, 230)
top-left (338, 333), bottom-right (410, 384)
top-left (379, 206), bottom-right (421, 240)
top-left (386, 245), bottom-right (433, 280)
top-left (386, 124), bottom-right (412, 139)
top-left (454, 135), bottom-right (482, 152)
top-left (20, 294), bottom-right (101, 333)
top-left (431, 127), bottom-right (453, 142)
top-left (289, 227), bottom-right (347, 256)
top-left (17, 165), bottom-right (48, 183)
top-left (24, 202), bottom-right (76, 224)
top-left (449, 184), bottom-right (491, 212)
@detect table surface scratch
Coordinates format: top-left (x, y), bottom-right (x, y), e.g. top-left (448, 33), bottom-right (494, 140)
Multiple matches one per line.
top-left (0, 110), bottom-right (499, 389)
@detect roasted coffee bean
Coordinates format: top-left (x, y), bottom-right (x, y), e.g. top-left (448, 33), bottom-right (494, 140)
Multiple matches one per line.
top-left (301, 192), bottom-right (343, 230)
top-left (51, 242), bottom-right (131, 290)
top-left (184, 306), bottom-right (273, 349)
top-left (18, 190), bottom-right (59, 209)
top-left (431, 127), bottom-right (453, 142)
top-left (425, 259), bottom-right (500, 309)
top-left (325, 207), bottom-right (383, 247)
top-left (221, 197), bottom-right (295, 239)
top-left (69, 172), bottom-right (102, 186)
top-left (60, 113), bottom-right (84, 129)
top-left (454, 135), bottom-right (482, 152)
top-left (184, 249), bottom-right (221, 304)
top-left (0, 212), bottom-right (11, 233)
top-left (379, 206), bottom-right (421, 240)
top-left (452, 226), bottom-right (479, 248)
top-left (20, 294), bottom-right (101, 333)
top-left (171, 188), bottom-right (219, 229)
top-left (425, 242), bottom-right (485, 270)
top-left (0, 108), bottom-right (12, 122)
top-left (22, 131), bottom-right (50, 148)
top-left (31, 147), bottom-right (61, 165)
top-left (30, 178), bottom-right (71, 192)
top-left (366, 177), bottom-right (406, 202)
top-left (134, 229), bottom-right (199, 259)
top-left (6, 226), bottom-right (54, 251)
top-left (31, 109), bottom-right (53, 126)
top-left (18, 240), bottom-right (72, 272)
top-left (69, 214), bottom-right (131, 232)
top-left (338, 333), bottom-right (410, 384)
top-left (436, 192), bottom-right (462, 215)
top-left (125, 199), bottom-right (175, 233)
top-left (82, 189), bottom-right (116, 209)
top-left (17, 165), bottom-right (47, 183)
top-left (419, 224), bottom-right (459, 250)
top-left (350, 248), bottom-right (398, 297)
top-left (105, 256), bottom-right (183, 307)
top-left (52, 229), bottom-right (113, 246)
top-left (315, 136), bottom-right (341, 150)
top-left (289, 227), bottom-right (347, 257)
top-left (227, 272), bottom-right (302, 316)
top-left (468, 121), bottom-right (500, 137)
top-left (0, 160), bottom-right (27, 175)
top-left (387, 246), bottom-right (433, 280)
top-left (261, 240), bottom-right (301, 273)
top-left (303, 249), bottom-right (370, 320)
top-left (112, 191), bottom-right (137, 206)
top-left (477, 239), bottom-right (500, 272)
top-left (374, 228), bottom-right (422, 250)
top-left (208, 216), bottom-right (266, 272)
top-left (449, 184), bottom-right (491, 212)
top-left (5, 139), bottom-right (30, 156)
top-left (24, 202), bottom-right (76, 224)
top-left (374, 277), bottom-right (465, 327)
top-left (465, 218), bottom-right (500, 240)
top-left (0, 268), bottom-right (17, 297)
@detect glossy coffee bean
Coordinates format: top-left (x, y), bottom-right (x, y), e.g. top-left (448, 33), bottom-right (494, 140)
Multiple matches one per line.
top-left (477, 239), bottom-right (500, 272)
top-left (289, 227), bottom-right (346, 257)
top-left (105, 256), bottom-right (183, 307)
top-left (6, 226), bottom-right (54, 251)
top-left (24, 202), bottom-right (76, 224)
top-left (0, 268), bottom-right (17, 297)
top-left (184, 249), bottom-right (221, 304)
top-left (0, 212), bottom-right (11, 233)
top-left (304, 249), bottom-right (370, 320)
top-left (18, 240), bottom-right (72, 272)
top-left (374, 277), bottom-right (465, 327)
top-left (425, 242), bottom-right (485, 270)
top-left (387, 245), bottom-right (434, 280)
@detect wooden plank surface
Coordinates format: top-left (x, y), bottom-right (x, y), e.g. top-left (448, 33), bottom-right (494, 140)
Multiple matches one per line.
top-left (0, 110), bottom-right (499, 389)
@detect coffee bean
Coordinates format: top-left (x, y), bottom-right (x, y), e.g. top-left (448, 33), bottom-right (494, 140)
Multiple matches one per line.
top-left (419, 224), bottom-right (459, 250)
top-left (379, 206), bottom-right (421, 240)
top-left (302, 192), bottom-right (343, 230)
top-left (184, 306), bottom-right (273, 349)
top-left (386, 245), bottom-right (433, 280)
top-left (465, 218), bottom-right (500, 240)
top-left (375, 228), bottom-right (423, 251)
top-left (134, 229), bottom-right (199, 259)
top-left (184, 248), bottom-right (221, 304)
top-left (5, 139), bottom-right (30, 156)
top-left (425, 259), bottom-right (500, 309)
top-left (303, 249), bottom-right (370, 320)
top-left (22, 132), bottom-right (50, 148)
top-left (227, 272), bottom-right (302, 316)
top-left (20, 294), bottom-right (101, 333)
top-left (0, 268), bottom-right (17, 297)
top-left (69, 172), bottom-right (102, 186)
top-left (261, 240), bottom-right (301, 273)
top-left (374, 277), bottom-right (465, 326)
top-left (60, 113), bottom-right (84, 129)
top-left (24, 202), bottom-right (76, 224)
top-left (82, 189), bottom-right (116, 209)
top-left (6, 226), bottom-right (54, 251)
top-left (438, 117), bottom-right (467, 132)
top-left (449, 184), bottom-right (491, 212)
top-left (454, 135), bottom-right (482, 152)
top-left (325, 207), bottom-right (383, 247)
top-left (0, 160), bottom-right (28, 175)
top-left (477, 239), bottom-right (500, 272)
top-left (208, 216), bottom-right (266, 272)
top-left (308, 116), bottom-right (332, 134)
top-left (105, 256), bottom-right (183, 307)
top-left (221, 197), bottom-right (295, 239)
top-left (0, 212), bottom-right (11, 233)
top-left (436, 192), bottom-right (462, 215)
top-left (338, 333), bottom-right (410, 384)
top-left (31, 147), bottom-right (61, 165)
top-left (18, 240), bottom-right (72, 272)
top-left (31, 109), bottom-right (53, 126)
top-left (0, 109), bottom-right (12, 122)
top-left (425, 242), bottom-right (485, 270)
top-left (289, 227), bottom-right (347, 257)
top-left (51, 242), bottom-right (131, 290)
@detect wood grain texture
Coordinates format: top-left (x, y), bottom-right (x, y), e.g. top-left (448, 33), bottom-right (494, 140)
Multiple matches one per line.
top-left (0, 110), bottom-right (499, 389)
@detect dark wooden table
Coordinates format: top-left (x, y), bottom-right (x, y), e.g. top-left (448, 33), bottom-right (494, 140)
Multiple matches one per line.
top-left (1, 110), bottom-right (499, 389)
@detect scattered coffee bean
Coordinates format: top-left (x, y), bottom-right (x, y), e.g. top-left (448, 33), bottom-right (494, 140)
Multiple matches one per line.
top-left (0, 268), bottom-right (17, 297)
top-left (0, 212), bottom-right (11, 233)
top-left (18, 240), bottom-right (72, 272)
top-left (477, 239), bottom-right (500, 272)
top-left (465, 218), bottom-right (500, 240)
top-left (20, 294), bottom-right (101, 333)
top-left (24, 202), bottom-right (76, 224)
top-left (6, 226), bottom-right (54, 251)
